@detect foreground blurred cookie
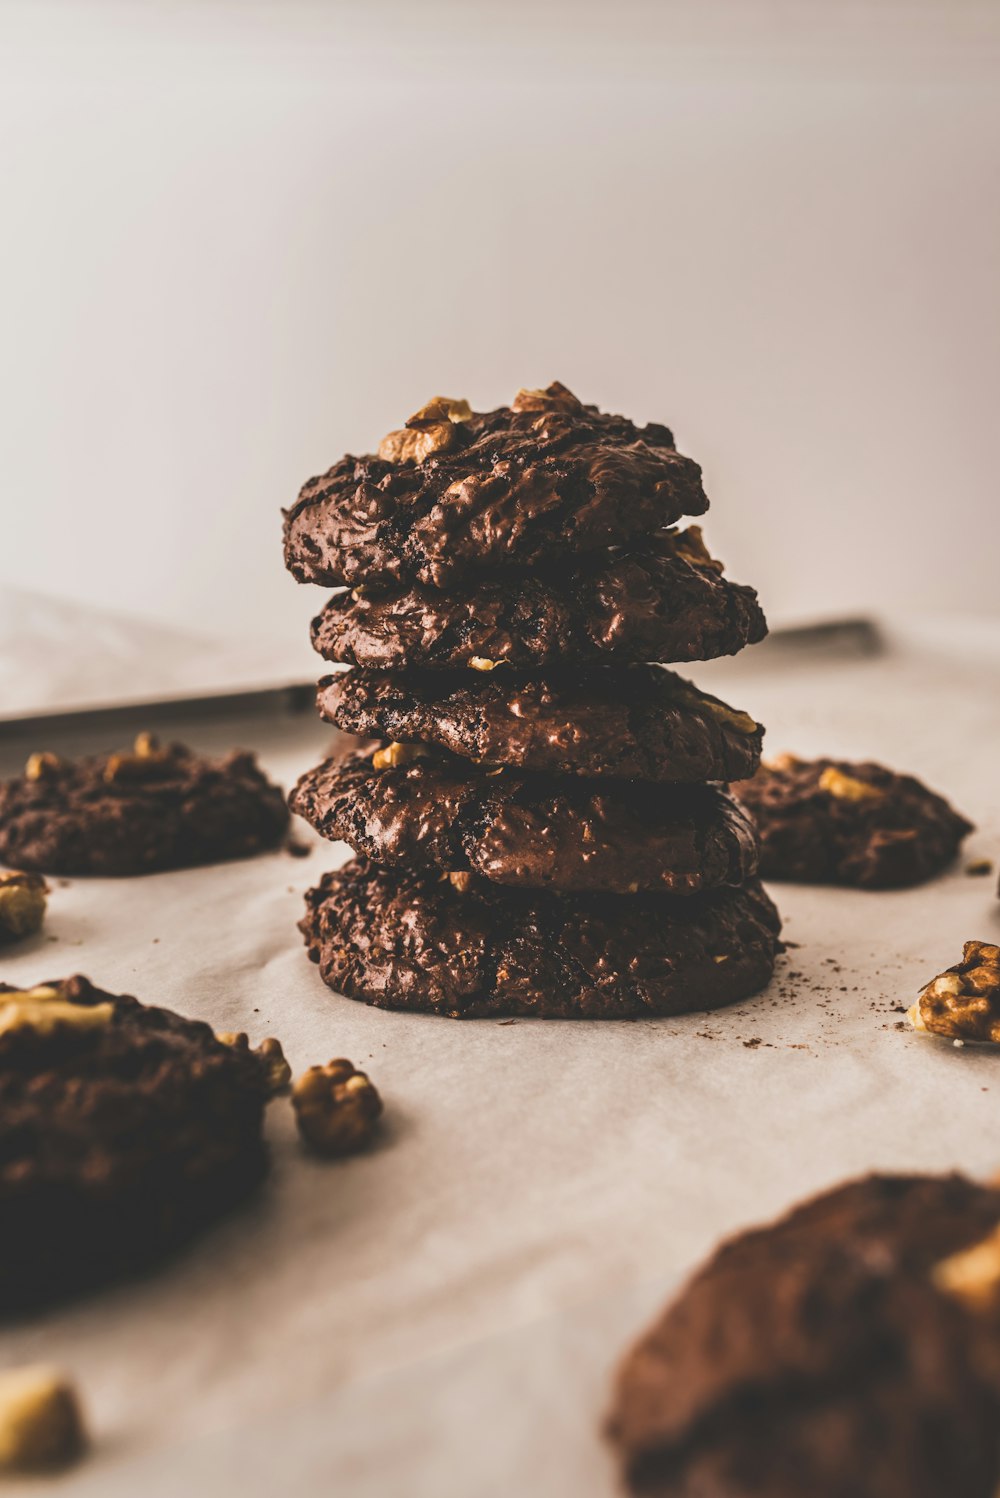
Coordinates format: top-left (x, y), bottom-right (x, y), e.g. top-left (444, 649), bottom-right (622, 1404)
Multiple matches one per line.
top-left (0, 735), bottom-right (289, 876)
top-left (300, 857), bottom-right (780, 1019)
top-left (0, 976), bottom-right (274, 1311)
top-left (608, 1172), bottom-right (1000, 1498)
top-left (311, 528), bottom-right (766, 671)
top-left (733, 754), bottom-right (972, 887)
top-left (319, 667), bottom-right (763, 783)
top-left (283, 382), bottom-right (707, 591)
top-left (291, 746), bottom-right (759, 895)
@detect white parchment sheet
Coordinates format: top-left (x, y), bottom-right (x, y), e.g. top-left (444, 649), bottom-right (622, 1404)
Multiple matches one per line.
top-left (1, 620), bottom-right (999, 1496)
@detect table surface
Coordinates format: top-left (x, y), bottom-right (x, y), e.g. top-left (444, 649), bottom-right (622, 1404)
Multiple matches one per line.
top-left (1, 620), bottom-right (999, 1497)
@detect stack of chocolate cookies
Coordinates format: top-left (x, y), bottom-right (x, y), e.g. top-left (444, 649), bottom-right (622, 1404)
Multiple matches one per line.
top-left (283, 383), bottom-right (780, 1019)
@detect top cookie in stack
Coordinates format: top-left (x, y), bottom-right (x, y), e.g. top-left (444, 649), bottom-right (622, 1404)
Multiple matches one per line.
top-left (285, 383), bottom-right (780, 1020)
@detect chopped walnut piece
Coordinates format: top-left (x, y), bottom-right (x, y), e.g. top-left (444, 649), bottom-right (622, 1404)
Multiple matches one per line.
top-left (216, 1031), bottom-right (291, 1097)
top-left (0, 1366), bottom-right (86, 1471)
top-left (908, 941), bottom-right (1000, 1043)
top-left (0, 871), bottom-right (47, 945)
top-left (817, 766), bottom-right (884, 802)
top-left (468, 656), bottom-right (499, 672)
top-left (763, 752), bottom-right (806, 773)
top-left (673, 525), bottom-right (725, 574)
top-left (291, 1059), bottom-right (383, 1157)
top-left (669, 679), bottom-right (758, 736)
top-left (132, 730), bottom-right (162, 758)
top-left (510, 381), bottom-right (582, 414)
top-left (372, 742), bottom-right (430, 771)
top-left (378, 423), bottom-right (456, 465)
top-left (448, 871), bottom-right (474, 892)
top-left (0, 985), bottom-right (114, 1038)
top-left (407, 396), bottom-right (472, 426)
top-left (103, 733), bottom-right (173, 784)
top-left (24, 752), bottom-right (61, 781)
top-left (256, 1036), bottom-right (292, 1096)
top-left (933, 1223), bottom-right (1000, 1309)
top-left (378, 395), bottom-right (472, 466)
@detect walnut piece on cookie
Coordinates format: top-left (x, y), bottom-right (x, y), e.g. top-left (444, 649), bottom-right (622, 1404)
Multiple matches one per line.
top-left (0, 871), bottom-right (47, 945)
top-left (0, 1366), bottom-right (86, 1471)
top-left (216, 1031), bottom-right (292, 1096)
top-left (292, 1059), bottom-right (383, 1157)
top-left (909, 941), bottom-right (1000, 1043)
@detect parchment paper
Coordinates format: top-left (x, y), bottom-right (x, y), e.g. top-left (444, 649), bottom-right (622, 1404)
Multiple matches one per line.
top-left (1, 619), bottom-right (999, 1496)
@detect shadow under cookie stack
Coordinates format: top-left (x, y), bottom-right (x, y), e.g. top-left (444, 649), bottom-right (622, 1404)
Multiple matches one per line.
top-left (283, 383), bottom-right (781, 1020)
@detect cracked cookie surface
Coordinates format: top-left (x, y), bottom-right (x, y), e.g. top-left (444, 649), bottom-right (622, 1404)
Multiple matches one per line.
top-left (318, 666), bottom-right (764, 784)
top-left (310, 528), bottom-right (766, 671)
top-left (283, 382), bottom-right (707, 591)
top-left (291, 744), bottom-right (759, 894)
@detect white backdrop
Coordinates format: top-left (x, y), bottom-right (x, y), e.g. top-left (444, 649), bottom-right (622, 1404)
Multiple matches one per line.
top-left (2, 0), bottom-right (999, 686)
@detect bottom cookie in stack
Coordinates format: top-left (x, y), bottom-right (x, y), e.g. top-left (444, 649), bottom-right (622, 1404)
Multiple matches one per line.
top-left (299, 857), bottom-right (781, 1021)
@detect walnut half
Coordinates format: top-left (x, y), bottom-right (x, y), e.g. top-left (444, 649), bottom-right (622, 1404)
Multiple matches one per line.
top-left (378, 395), bottom-right (472, 465)
top-left (291, 1059), bottom-right (383, 1157)
top-left (908, 941), bottom-right (1000, 1043)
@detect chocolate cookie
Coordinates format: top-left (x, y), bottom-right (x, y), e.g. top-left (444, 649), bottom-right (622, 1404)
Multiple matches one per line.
top-left (732, 754), bottom-right (972, 888)
top-left (318, 667), bottom-right (764, 784)
top-left (0, 736), bottom-right (290, 876)
top-left (299, 857), bottom-right (780, 1018)
top-left (283, 383), bottom-right (708, 590)
top-left (290, 744), bottom-right (759, 894)
top-left (310, 527), bottom-right (766, 671)
top-left (608, 1172), bottom-right (1000, 1498)
top-left (0, 976), bottom-right (273, 1311)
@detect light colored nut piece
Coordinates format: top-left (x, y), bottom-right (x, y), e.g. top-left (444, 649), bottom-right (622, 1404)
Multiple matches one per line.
top-left (448, 871), bottom-right (474, 892)
top-left (24, 752), bottom-right (61, 781)
top-left (909, 941), bottom-right (1000, 1043)
top-left (0, 1366), bottom-right (86, 1471)
top-left (468, 656), bottom-right (499, 672)
top-left (0, 983), bottom-right (114, 1038)
top-left (701, 700), bottom-right (759, 736)
top-left (292, 1059), bottom-right (383, 1157)
top-left (256, 1036), bottom-right (292, 1096)
top-left (763, 752), bottom-right (806, 773)
top-left (817, 766), bottom-right (883, 802)
top-left (0, 872), bottom-right (48, 944)
top-left (933, 1223), bottom-right (1000, 1309)
top-left (372, 742), bottom-right (430, 771)
top-left (216, 1032), bottom-right (291, 1096)
top-left (378, 422), bottom-right (457, 465)
top-left (103, 735), bottom-right (173, 784)
top-left (672, 525), bottom-right (725, 574)
top-left (510, 381), bottom-right (581, 414)
top-left (133, 731), bottom-right (161, 758)
top-left (670, 680), bottom-right (758, 737)
top-left (407, 396), bottom-right (472, 426)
